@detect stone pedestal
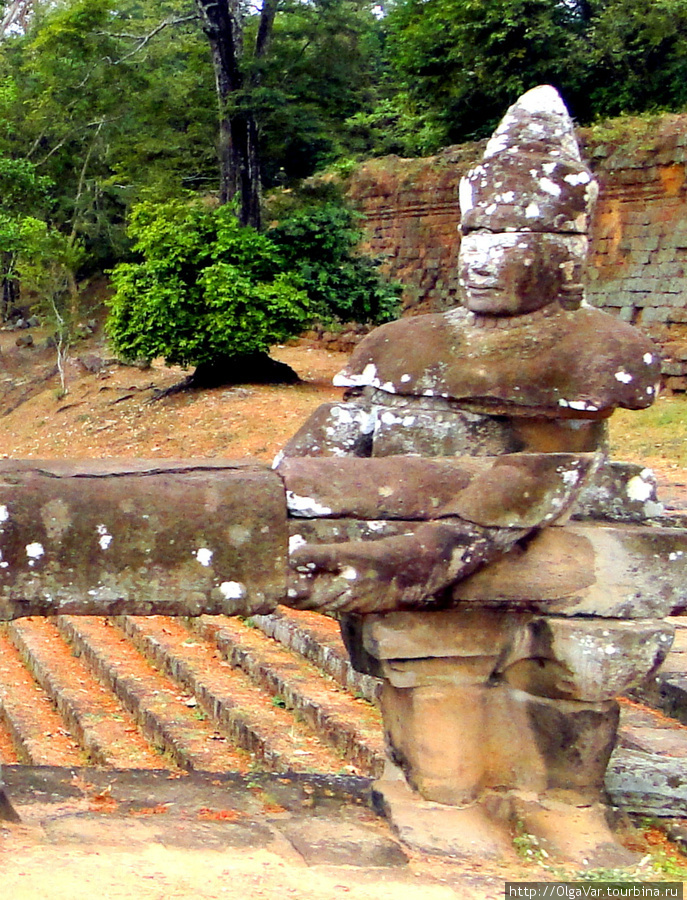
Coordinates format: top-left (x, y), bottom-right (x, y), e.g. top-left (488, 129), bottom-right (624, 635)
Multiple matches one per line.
top-left (345, 606), bottom-right (673, 864)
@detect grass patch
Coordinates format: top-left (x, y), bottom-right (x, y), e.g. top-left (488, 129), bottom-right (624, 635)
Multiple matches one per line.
top-left (609, 395), bottom-right (687, 468)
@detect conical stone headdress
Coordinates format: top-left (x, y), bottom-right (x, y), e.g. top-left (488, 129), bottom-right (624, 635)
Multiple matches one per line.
top-left (460, 85), bottom-right (598, 235)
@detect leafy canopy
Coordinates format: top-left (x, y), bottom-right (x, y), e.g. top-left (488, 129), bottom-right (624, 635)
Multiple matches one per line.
top-left (106, 200), bottom-right (312, 368)
top-left (386, 0), bottom-right (687, 145)
top-left (268, 203), bottom-right (400, 325)
top-left (106, 197), bottom-right (400, 370)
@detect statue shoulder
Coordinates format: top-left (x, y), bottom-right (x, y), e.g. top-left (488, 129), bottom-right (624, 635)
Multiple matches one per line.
top-left (333, 314), bottom-right (459, 391)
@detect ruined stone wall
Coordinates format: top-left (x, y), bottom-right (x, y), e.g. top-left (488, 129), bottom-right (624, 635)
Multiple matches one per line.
top-left (347, 117), bottom-right (687, 389)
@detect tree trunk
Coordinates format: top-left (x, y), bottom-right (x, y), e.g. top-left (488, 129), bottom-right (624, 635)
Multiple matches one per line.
top-left (1, 252), bottom-right (19, 322)
top-left (195, 0), bottom-right (263, 229)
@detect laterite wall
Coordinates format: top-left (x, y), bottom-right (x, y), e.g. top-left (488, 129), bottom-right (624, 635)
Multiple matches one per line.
top-left (347, 118), bottom-right (687, 390)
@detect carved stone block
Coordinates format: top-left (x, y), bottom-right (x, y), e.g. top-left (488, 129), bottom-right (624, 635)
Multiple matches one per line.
top-left (0, 460), bottom-right (286, 619)
top-left (452, 522), bottom-right (687, 617)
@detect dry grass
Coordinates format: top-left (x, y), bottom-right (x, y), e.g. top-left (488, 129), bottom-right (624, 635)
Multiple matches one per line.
top-left (609, 393), bottom-right (687, 474)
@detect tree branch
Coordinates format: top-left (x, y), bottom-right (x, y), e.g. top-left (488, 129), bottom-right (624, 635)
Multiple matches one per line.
top-left (98, 14), bottom-right (201, 64)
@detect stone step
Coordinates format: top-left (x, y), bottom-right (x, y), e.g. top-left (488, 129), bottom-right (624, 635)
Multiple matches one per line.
top-left (629, 617), bottom-right (687, 723)
top-left (250, 609), bottom-right (381, 704)
top-left (607, 749), bottom-right (687, 817)
top-left (114, 615), bottom-right (357, 774)
top-left (8, 619), bottom-right (164, 769)
top-left (54, 616), bottom-right (251, 773)
top-left (189, 615), bottom-right (386, 777)
top-left (0, 627), bottom-right (85, 767)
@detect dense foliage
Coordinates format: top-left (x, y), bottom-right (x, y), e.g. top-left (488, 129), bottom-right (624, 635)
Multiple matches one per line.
top-left (268, 204), bottom-right (400, 325)
top-left (386, 0), bottom-right (687, 145)
top-left (107, 200), bottom-right (312, 367)
top-left (107, 198), bottom-right (398, 370)
top-left (2, 0), bottom-right (687, 377)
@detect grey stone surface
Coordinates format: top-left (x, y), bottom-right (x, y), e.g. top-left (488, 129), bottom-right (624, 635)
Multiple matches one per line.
top-left (281, 817), bottom-right (408, 867)
top-left (0, 460), bottom-right (286, 619)
top-left (278, 401), bottom-right (375, 460)
top-left (371, 405), bottom-right (515, 458)
top-left (572, 460), bottom-right (664, 522)
top-left (607, 749), bottom-right (687, 816)
top-left (452, 522), bottom-right (687, 617)
top-left (279, 453), bottom-right (594, 527)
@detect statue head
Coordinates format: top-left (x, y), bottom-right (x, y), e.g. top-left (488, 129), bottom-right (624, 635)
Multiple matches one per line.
top-left (458, 86), bottom-right (598, 316)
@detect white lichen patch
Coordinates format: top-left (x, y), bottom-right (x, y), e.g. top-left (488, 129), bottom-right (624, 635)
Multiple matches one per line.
top-left (644, 353), bottom-right (654, 365)
top-left (459, 178), bottom-right (474, 212)
top-left (517, 85), bottom-right (569, 117)
top-left (564, 171), bottom-right (591, 186)
top-left (561, 469), bottom-right (580, 486)
top-left (558, 398), bottom-right (598, 411)
top-left (381, 411), bottom-right (399, 426)
top-left (194, 547), bottom-right (214, 567)
top-left (400, 373), bottom-right (411, 383)
top-left (219, 581), bottom-right (246, 600)
top-left (286, 491), bottom-right (333, 517)
top-left (614, 370), bottom-right (633, 384)
top-left (96, 523), bottom-right (113, 550)
top-left (331, 406), bottom-right (352, 423)
top-left (367, 521), bottom-right (386, 532)
top-left (289, 534), bottom-right (307, 553)
top-left (341, 566), bottom-right (358, 581)
top-left (333, 362), bottom-right (377, 388)
top-left (525, 202), bottom-right (540, 219)
top-left (378, 486), bottom-right (394, 498)
top-left (272, 450), bottom-right (285, 469)
top-left (26, 542), bottom-right (44, 561)
top-left (626, 474), bottom-right (654, 503)
top-left (484, 132), bottom-right (509, 158)
top-left (0, 505), bottom-right (9, 524)
top-left (539, 177), bottom-right (562, 197)
top-left (669, 551), bottom-right (684, 561)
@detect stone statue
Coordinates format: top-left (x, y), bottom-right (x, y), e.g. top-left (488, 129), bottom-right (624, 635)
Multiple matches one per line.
top-left (281, 86), bottom-right (659, 463)
top-left (276, 85), bottom-right (675, 865)
top-left (0, 87), bottom-right (682, 867)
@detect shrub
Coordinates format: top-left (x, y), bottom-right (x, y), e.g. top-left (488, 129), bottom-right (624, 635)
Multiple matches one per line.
top-left (268, 202), bottom-right (400, 325)
top-left (106, 200), bottom-right (312, 369)
top-left (106, 198), bottom-right (400, 378)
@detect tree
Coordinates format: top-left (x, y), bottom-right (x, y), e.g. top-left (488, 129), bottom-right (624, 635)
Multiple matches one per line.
top-left (268, 203), bottom-right (400, 324)
top-left (1, 0), bottom-right (389, 243)
top-left (106, 196), bottom-right (400, 386)
top-left (106, 199), bottom-right (313, 383)
top-left (588, 0), bottom-right (687, 118)
top-left (193, 0), bottom-right (272, 228)
top-left (386, 0), bottom-right (687, 144)
top-left (0, 0), bottom-right (219, 266)
top-left (0, 149), bottom-right (53, 316)
top-left (193, 0), bottom-right (388, 226)
top-left (256, 0), bottom-right (390, 186)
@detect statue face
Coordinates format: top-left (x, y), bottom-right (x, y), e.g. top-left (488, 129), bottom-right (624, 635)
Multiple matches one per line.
top-left (459, 233), bottom-right (569, 316)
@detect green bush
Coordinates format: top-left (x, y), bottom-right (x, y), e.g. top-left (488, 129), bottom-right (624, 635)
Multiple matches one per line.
top-left (106, 198), bottom-right (400, 374)
top-left (106, 200), bottom-right (312, 368)
top-left (268, 202), bottom-right (400, 325)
